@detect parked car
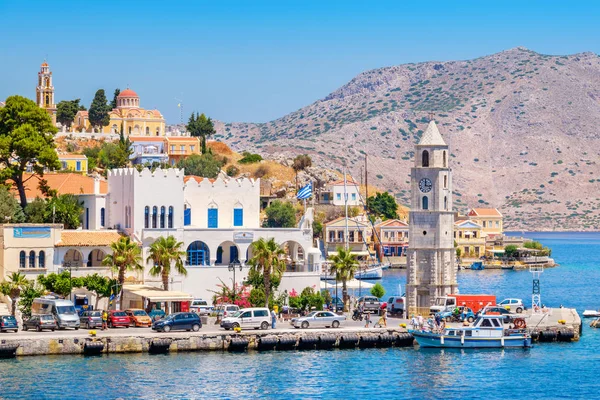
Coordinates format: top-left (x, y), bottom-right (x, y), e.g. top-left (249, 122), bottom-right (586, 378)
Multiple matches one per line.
top-left (190, 299), bottom-right (213, 316)
top-left (214, 304), bottom-right (240, 318)
top-left (386, 295), bottom-right (406, 316)
top-left (221, 308), bottom-right (271, 330)
top-left (79, 310), bottom-right (103, 329)
top-left (291, 311), bottom-right (346, 329)
top-left (478, 307), bottom-right (516, 323)
top-left (326, 297), bottom-right (345, 312)
top-left (125, 309), bottom-right (152, 327)
top-left (152, 312), bottom-right (202, 333)
top-left (108, 310), bottom-right (131, 328)
top-left (497, 298), bottom-right (526, 313)
top-left (23, 314), bottom-right (57, 332)
top-left (32, 298), bottom-right (80, 330)
top-left (357, 296), bottom-right (381, 312)
top-left (436, 306), bottom-right (475, 323)
top-left (0, 315), bottom-right (19, 332)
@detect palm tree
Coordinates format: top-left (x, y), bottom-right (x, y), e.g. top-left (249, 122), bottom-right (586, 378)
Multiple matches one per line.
top-left (146, 236), bottom-right (187, 291)
top-left (102, 236), bottom-right (143, 306)
top-left (0, 272), bottom-right (31, 316)
top-left (248, 238), bottom-right (286, 308)
top-left (328, 246), bottom-right (359, 312)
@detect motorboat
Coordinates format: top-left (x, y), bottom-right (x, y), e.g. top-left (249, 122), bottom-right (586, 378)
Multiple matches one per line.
top-left (410, 315), bottom-right (532, 348)
top-left (470, 261), bottom-right (485, 270)
top-left (355, 265), bottom-right (383, 280)
top-left (582, 310), bottom-right (600, 318)
top-left (501, 264), bottom-right (515, 270)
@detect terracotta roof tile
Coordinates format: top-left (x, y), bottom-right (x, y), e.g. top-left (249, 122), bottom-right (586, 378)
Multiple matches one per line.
top-left (14, 173), bottom-right (107, 200)
top-left (468, 208), bottom-right (503, 217)
top-left (56, 231), bottom-right (123, 247)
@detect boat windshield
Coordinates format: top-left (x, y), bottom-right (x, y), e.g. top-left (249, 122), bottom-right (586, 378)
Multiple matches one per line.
top-left (473, 317), bottom-right (482, 326)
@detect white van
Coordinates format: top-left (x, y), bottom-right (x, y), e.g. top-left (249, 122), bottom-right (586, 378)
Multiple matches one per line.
top-left (189, 299), bottom-right (213, 315)
top-left (220, 307), bottom-right (271, 330)
top-left (31, 298), bottom-right (80, 330)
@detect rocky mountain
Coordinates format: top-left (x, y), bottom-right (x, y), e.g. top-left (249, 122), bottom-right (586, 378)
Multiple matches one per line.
top-left (214, 48), bottom-right (600, 230)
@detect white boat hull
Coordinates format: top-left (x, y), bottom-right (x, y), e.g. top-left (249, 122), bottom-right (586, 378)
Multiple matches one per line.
top-left (411, 330), bottom-right (532, 348)
top-left (582, 310), bottom-right (600, 318)
top-left (355, 266), bottom-right (383, 280)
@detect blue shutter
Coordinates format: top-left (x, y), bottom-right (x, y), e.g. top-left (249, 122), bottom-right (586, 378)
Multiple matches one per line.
top-left (234, 208), bottom-right (243, 227)
top-left (184, 208), bottom-right (191, 226)
top-left (208, 209), bottom-right (218, 228)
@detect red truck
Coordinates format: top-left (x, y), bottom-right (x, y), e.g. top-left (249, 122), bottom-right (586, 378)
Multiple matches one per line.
top-left (430, 294), bottom-right (496, 314)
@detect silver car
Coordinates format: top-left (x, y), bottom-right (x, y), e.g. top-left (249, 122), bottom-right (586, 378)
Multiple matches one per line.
top-left (291, 311), bottom-right (346, 329)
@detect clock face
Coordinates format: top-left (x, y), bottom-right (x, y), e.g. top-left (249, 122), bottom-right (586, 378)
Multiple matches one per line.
top-left (419, 178), bottom-right (432, 193)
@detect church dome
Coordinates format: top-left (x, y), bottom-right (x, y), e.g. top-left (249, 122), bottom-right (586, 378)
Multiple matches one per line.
top-left (118, 88), bottom-right (139, 98)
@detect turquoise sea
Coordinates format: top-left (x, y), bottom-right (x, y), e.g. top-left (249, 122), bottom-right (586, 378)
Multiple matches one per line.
top-left (1, 232), bottom-right (599, 399)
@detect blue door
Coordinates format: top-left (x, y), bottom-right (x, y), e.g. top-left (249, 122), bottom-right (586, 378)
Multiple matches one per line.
top-left (230, 246), bottom-right (239, 263)
top-left (184, 208), bottom-right (191, 226)
top-left (216, 247), bottom-right (223, 264)
top-left (234, 208), bottom-right (243, 227)
top-left (208, 209), bottom-right (218, 228)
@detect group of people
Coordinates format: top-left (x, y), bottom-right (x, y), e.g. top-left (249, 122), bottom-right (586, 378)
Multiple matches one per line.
top-left (410, 314), bottom-right (446, 333)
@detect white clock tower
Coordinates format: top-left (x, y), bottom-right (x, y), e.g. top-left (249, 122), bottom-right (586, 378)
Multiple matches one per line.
top-left (406, 120), bottom-right (457, 315)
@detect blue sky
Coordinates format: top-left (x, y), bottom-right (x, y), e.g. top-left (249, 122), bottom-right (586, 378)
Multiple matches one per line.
top-left (0, 1), bottom-right (598, 124)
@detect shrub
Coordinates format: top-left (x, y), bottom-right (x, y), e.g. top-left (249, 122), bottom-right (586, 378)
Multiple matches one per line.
top-left (292, 154), bottom-right (312, 172)
top-left (370, 283), bottom-right (385, 299)
top-left (226, 165), bottom-right (240, 177)
top-left (254, 164), bottom-right (270, 178)
top-left (239, 152), bottom-right (263, 164)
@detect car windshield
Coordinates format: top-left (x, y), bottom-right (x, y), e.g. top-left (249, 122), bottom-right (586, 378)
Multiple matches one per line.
top-left (306, 311), bottom-right (318, 317)
top-left (57, 306), bottom-right (76, 315)
top-left (231, 311), bottom-right (243, 318)
top-left (113, 311), bottom-right (127, 317)
top-left (133, 311), bottom-right (147, 316)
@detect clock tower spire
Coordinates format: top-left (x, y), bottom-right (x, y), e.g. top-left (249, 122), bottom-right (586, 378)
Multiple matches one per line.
top-left (406, 120), bottom-right (457, 316)
top-left (36, 60), bottom-right (57, 124)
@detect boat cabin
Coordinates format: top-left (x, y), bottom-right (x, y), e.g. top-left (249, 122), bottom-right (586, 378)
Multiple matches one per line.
top-left (446, 315), bottom-right (505, 338)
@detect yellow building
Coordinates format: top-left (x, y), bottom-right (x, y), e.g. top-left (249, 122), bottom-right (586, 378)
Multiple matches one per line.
top-left (57, 154), bottom-right (88, 174)
top-left (36, 61), bottom-right (57, 124)
top-left (165, 136), bottom-right (201, 165)
top-left (467, 208), bottom-right (503, 236)
top-left (74, 88), bottom-right (165, 136)
top-left (454, 220), bottom-right (486, 258)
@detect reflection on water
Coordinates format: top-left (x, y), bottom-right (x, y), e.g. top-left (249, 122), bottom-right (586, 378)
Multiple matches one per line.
top-left (1, 233), bottom-right (600, 399)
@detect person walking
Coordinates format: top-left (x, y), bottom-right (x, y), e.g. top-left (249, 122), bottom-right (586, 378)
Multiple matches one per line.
top-left (101, 310), bottom-right (108, 331)
top-left (364, 312), bottom-right (371, 328)
top-left (375, 308), bottom-right (388, 328)
top-left (271, 309), bottom-right (277, 329)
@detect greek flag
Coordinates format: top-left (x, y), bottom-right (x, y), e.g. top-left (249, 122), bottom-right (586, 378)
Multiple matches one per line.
top-left (109, 289), bottom-right (115, 307)
top-left (297, 182), bottom-right (312, 200)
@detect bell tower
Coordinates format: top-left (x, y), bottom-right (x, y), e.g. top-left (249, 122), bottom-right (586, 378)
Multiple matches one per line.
top-left (36, 61), bottom-right (56, 121)
top-left (406, 120), bottom-right (457, 316)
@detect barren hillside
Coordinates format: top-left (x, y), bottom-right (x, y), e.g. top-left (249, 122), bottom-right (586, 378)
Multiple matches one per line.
top-left (214, 47), bottom-right (600, 230)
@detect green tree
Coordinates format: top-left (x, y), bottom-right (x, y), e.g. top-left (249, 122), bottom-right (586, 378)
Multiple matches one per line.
top-left (504, 244), bottom-right (519, 258)
top-left (238, 152), bottom-right (263, 164)
top-left (0, 185), bottom-right (26, 223)
top-left (524, 241), bottom-right (543, 250)
top-left (17, 282), bottom-right (44, 317)
top-left (146, 236), bottom-right (187, 291)
top-left (245, 264), bottom-right (282, 294)
top-left (328, 246), bottom-right (359, 311)
top-left (247, 238), bottom-right (286, 308)
top-left (264, 200), bottom-right (297, 228)
top-left (37, 271), bottom-right (84, 298)
top-left (299, 287), bottom-right (324, 311)
top-left (187, 112), bottom-right (215, 154)
top-left (56, 99), bottom-right (83, 129)
top-left (370, 282), bottom-right (385, 299)
top-left (110, 88), bottom-right (121, 110)
top-left (45, 194), bottom-right (83, 229)
top-left (24, 197), bottom-right (46, 223)
top-left (88, 89), bottom-right (111, 132)
top-left (456, 247), bottom-right (462, 259)
top-left (367, 192), bottom-right (399, 220)
top-left (82, 273), bottom-right (118, 309)
top-left (0, 95), bottom-right (60, 208)
top-left (312, 220), bottom-right (323, 239)
top-left (82, 145), bottom-right (101, 171)
top-left (0, 272), bottom-right (31, 316)
top-left (97, 142), bottom-right (130, 170)
top-left (177, 153), bottom-right (223, 178)
top-left (292, 154), bottom-right (312, 172)
top-left (102, 236), bottom-right (143, 306)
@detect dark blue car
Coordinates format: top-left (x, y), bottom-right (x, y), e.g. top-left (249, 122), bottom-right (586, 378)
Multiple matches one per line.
top-left (152, 312), bottom-right (202, 333)
top-left (1, 315), bottom-right (19, 332)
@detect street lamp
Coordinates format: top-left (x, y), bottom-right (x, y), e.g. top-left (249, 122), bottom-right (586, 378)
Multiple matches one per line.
top-left (228, 261), bottom-right (243, 302)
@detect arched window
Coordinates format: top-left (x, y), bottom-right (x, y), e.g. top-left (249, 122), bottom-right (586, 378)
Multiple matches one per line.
top-left (444, 196), bottom-right (448, 210)
top-left (100, 208), bottom-right (105, 227)
top-left (128, 126), bottom-right (132, 134)
top-left (152, 206), bottom-right (158, 228)
top-left (29, 250), bottom-right (36, 268)
top-left (186, 241), bottom-right (210, 266)
top-left (39, 251), bottom-right (45, 269)
top-left (168, 206), bottom-right (174, 228)
top-left (422, 196), bottom-right (429, 210)
top-left (19, 251), bottom-right (26, 269)
top-left (444, 175), bottom-right (448, 188)
top-left (146, 127), bottom-right (150, 136)
top-left (160, 206), bottom-right (166, 228)
top-left (443, 151), bottom-right (447, 168)
top-left (144, 206), bottom-right (149, 228)
top-left (422, 150), bottom-right (429, 167)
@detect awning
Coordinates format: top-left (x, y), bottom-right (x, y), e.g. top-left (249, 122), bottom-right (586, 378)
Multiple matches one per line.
top-left (327, 250), bottom-right (371, 257)
top-left (320, 279), bottom-right (374, 290)
top-left (490, 250), bottom-right (505, 253)
top-left (123, 285), bottom-right (193, 302)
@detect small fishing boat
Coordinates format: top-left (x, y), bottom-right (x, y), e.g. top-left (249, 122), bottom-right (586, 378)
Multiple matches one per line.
top-left (410, 315), bottom-right (532, 348)
top-left (501, 264), bottom-right (515, 270)
top-left (470, 261), bottom-right (485, 270)
top-left (582, 310), bottom-right (600, 318)
top-left (355, 265), bottom-right (383, 280)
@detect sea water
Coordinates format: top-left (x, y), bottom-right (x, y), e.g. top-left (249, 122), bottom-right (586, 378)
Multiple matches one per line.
top-left (1, 232), bottom-right (599, 399)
